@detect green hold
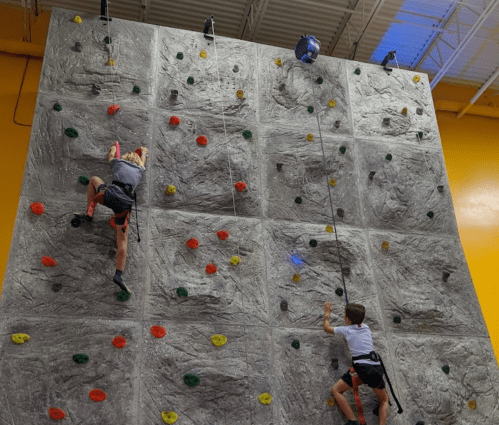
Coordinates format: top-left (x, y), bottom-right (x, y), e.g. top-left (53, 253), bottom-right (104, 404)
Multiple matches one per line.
top-left (335, 288), bottom-right (344, 297)
top-left (417, 131), bottom-right (424, 139)
top-left (295, 197), bottom-right (302, 204)
top-left (176, 52), bottom-right (184, 60)
top-left (242, 130), bottom-right (252, 139)
top-left (354, 68), bottom-right (361, 75)
top-left (117, 290), bottom-right (130, 302)
top-left (176, 287), bottom-right (188, 297)
top-left (427, 211), bottom-right (434, 219)
top-left (78, 175), bottom-right (90, 185)
top-left (307, 106), bottom-right (314, 114)
top-left (316, 77), bottom-right (323, 84)
top-left (133, 85), bottom-right (141, 94)
top-left (309, 239), bottom-right (317, 247)
top-left (104, 36), bottom-right (112, 44)
top-left (291, 340), bottom-right (300, 349)
top-left (339, 146), bottom-right (346, 154)
top-left (187, 76), bottom-right (194, 84)
top-left (73, 353), bottom-right (89, 364)
top-left (386, 154), bottom-right (392, 161)
top-left (393, 316), bottom-right (401, 324)
top-left (416, 422), bottom-right (425, 425)
top-left (53, 103), bottom-right (62, 111)
top-left (184, 373), bottom-right (200, 387)
top-left (65, 128), bottom-right (78, 138)
top-left (442, 365), bottom-right (450, 374)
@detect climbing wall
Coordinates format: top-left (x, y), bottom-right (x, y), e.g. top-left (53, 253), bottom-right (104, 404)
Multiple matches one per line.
top-left (1, 7), bottom-right (498, 425)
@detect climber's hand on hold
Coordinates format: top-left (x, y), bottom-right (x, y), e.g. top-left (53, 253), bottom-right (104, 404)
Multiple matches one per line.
top-left (107, 144), bottom-right (117, 162)
top-left (140, 146), bottom-right (148, 166)
top-left (324, 302), bottom-right (332, 316)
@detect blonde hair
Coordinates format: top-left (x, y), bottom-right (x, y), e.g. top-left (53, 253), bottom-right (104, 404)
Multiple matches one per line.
top-left (122, 152), bottom-right (142, 166)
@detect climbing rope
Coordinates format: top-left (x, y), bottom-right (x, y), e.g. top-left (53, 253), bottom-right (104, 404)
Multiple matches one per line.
top-left (308, 67), bottom-right (349, 304)
top-left (104, 0), bottom-right (119, 139)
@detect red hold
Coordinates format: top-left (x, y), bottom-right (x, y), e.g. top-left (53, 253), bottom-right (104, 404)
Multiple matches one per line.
top-left (216, 230), bottom-right (229, 240)
top-left (42, 256), bottom-right (57, 267)
top-left (186, 238), bottom-right (199, 249)
top-left (89, 389), bottom-right (107, 402)
top-left (206, 263), bottom-right (218, 274)
top-left (108, 104), bottom-right (120, 115)
top-left (196, 135), bottom-right (208, 146)
top-left (48, 407), bottom-right (66, 420)
top-left (169, 116), bottom-right (181, 126)
top-left (30, 202), bottom-right (44, 215)
top-left (112, 335), bottom-right (127, 349)
top-left (151, 325), bottom-right (166, 338)
top-left (234, 181), bottom-right (247, 192)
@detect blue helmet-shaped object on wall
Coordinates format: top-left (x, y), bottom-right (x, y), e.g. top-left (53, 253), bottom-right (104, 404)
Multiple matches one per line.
top-left (294, 35), bottom-right (321, 64)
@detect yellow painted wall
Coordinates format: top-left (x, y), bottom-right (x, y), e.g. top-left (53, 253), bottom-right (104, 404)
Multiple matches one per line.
top-left (0, 5), bottom-right (497, 367)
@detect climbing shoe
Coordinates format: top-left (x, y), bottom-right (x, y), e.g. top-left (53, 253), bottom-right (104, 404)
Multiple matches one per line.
top-left (373, 405), bottom-right (379, 416)
top-left (113, 273), bottom-right (131, 294)
top-left (73, 213), bottom-right (93, 222)
top-left (345, 421), bottom-right (360, 425)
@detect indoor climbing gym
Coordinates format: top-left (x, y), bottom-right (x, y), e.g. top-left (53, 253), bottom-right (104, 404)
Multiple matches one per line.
top-left (1, 0), bottom-right (499, 424)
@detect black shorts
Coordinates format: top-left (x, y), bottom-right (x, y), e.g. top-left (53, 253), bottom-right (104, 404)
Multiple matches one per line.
top-left (97, 184), bottom-right (130, 225)
top-left (341, 363), bottom-right (385, 389)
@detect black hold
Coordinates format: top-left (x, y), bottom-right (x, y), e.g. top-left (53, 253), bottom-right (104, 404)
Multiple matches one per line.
top-left (53, 103), bottom-right (62, 111)
top-left (276, 163), bottom-right (283, 172)
top-left (291, 340), bottom-right (300, 349)
top-left (233, 65), bottom-right (239, 73)
top-left (309, 239), bottom-right (318, 247)
top-left (331, 358), bottom-right (339, 369)
top-left (278, 83), bottom-right (286, 92)
top-left (442, 365), bottom-right (450, 374)
top-left (92, 84), bottom-right (101, 95)
top-left (335, 288), bottom-right (344, 297)
top-left (443, 271), bottom-right (451, 282)
top-left (280, 300), bottom-right (288, 311)
top-left (334, 120), bottom-right (340, 129)
top-left (386, 154), bottom-right (393, 161)
top-left (342, 267), bottom-right (351, 276)
top-left (383, 118), bottom-right (390, 126)
top-left (369, 171), bottom-right (376, 180)
top-left (104, 36), bottom-right (112, 44)
top-left (427, 211), bottom-right (434, 219)
top-left (171, 90), bottom-right (178, 99)
top-left (437, 185), bottom-right (444, 193)
top-left (74, 42), bottom-right (83, 52)
top-left (337, 208), bottom-right (344, 218)
top-left (52, 283), bottom-right (62, 292)
top-left (71, 218), bottom-right (81, 228)
top-left (393, 316), bottom-right (401, 324)
top-left (416, 107), bottom-right (423, 115)
top-left (133, 85), bottom-right (141, 94)
top-left (295, 197), bottom-right (302, 204)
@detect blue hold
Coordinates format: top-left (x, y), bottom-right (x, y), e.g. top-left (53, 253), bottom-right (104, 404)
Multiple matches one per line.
top-left (294, 35), bottom-right (321, 64)
top-left (291, 255), bottom-right (304, 266)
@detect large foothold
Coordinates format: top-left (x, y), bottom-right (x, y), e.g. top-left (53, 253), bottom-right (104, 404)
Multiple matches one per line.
top-left (112, 336), bottom-right (127, 348)
top-left (280, 300), bottom-right (288, 311)
top-left (335, 288), bottom-right (344, 296)
top-left (331, 358), bottom-right (339, 369)
top-left (133, 85), bottom-right (141, 94)
top-left (309, 239), bottom-right (318, 247)
top-left (30, 202), bottom-right (44, 215)
top-left (42, 256), bottom-right (57, 267)
top-left (291, 340), bottom-right (300, 349)
top-left (258, 393), bottom-right (272, 405)
top-left (443, 271), bottom-right (451, 282)
top-left (337, 208), bottom-right (344, 218)
top-left (117, 290), bottom-right (130, 301)
top-left (52, 283), bottom-right (62, 292)
top-left (242, 130), bottom-right (252, 139)
top-left (89, 389), bottom-right (107, 402)
top-left (211, 334), bottom-right (227, 346)
top-left (48, 407), bottom-right (66, 420)
top-left (162, 411), bottom-right (178, 424)
top-left (186, 238), bottom-right (199, 249)
top-left (206, 264), bottom-right (218, 274)
top-left (75, 42), bottom-right (82, 52)
top-left (295, 197), bottom-right (302, 204)
top-left (383, 118), bottom-right (390, 126)
top-left (339, 146), bottom-right (346, 154)
top-left (151, 326), bottom-right (166, 338)
top-left (369, 171), bottom-right (376, 180)
top-left (176, 287), bottom-right (188, 297)
top-left (442, 365), bottom-right (450, 374)
top-left (11, 333), bottom-right (30, 344)
top-left (234, 181), bottom-right (247, 192)
top-left (184, 373), bottom-right (200, 387)
top-left (65, 128), bottom-right (78, 138)
top-left (73, 353), bottom-right (89, 364)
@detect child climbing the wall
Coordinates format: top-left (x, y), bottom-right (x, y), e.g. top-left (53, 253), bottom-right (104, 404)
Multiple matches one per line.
top-left (74, 143), bottom-right (148, 294)
top-left (323, 302), bottom-right (389, 425)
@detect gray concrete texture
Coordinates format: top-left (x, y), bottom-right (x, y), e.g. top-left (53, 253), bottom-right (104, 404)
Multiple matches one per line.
top-left (0, 7), bottom-right (497, 425)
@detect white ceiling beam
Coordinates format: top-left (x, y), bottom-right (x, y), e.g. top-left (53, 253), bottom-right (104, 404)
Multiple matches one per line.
top-left (457, 65), bottom-right (499, 117)
top-left (430, 0), bottom-right (499, 90)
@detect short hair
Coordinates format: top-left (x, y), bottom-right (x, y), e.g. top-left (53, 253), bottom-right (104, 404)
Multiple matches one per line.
top-left (345, 303), bottom-right (365, 325)
top-left (122, 152), bottom-right (141, 166)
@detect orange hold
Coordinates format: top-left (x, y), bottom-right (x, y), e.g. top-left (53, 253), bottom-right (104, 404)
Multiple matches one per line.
top-left (196, 135), bottom-right (208, 146)
top-left (206, 263), bottom-right (218, 274)
top-left (48, 407), bottom-right (66, 420)
top-left (108, 104), bottom-right (120, 115)
top-left (30, 202), bottom-right (44, 215)
top-left (169, 116), bottom-right (181, 126)
top-left (216, 230), bottom-right (229, 240)
top-left (186, 238), bottom-right (199, 249)
top-left (112, 335), bottom-right (127, 349)
top-left (234, 181), bottom-right (247, 192)
top-left (42, 256), bottom-right (57, 267)
top-left (89, 389), bottom-right (107, 402)
top-left (151, 325), bottom-right (166, 338)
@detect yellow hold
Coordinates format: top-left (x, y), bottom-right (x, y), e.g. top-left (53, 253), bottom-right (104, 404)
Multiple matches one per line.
top-left (165, 185), bottom-right (176, 195)
top-left (258, 392), bottom-right (272, 405)
top-left (325, 225), bottom-right (334, 233)
top-left (329, 179), bottom-right (336, 187)
top-left (326, 397), bottom-right (335, 406)
top-left (211, 334), bottom-right (227, 347)
top-left (468, 400), bottom-right (477, 410)
top-left (275, 58), bottom-right (282, 66)
top-left (381, 241), bottom-right (389, 250)
top-left (236, 90), bottom-right (244, 99)
top-left (200, 50), bottom-right (207, 59)
top-left (413, 75), bottom-right (420, 83)
top-left (161, 411), bottom-right (178, 424)
top-left (306, 134), bottom-right (314, 142)
top-left (230, 256), bottom-right (241, 266)
top-left (12, 333), bottom-right (30, 344)
top-left (106, 58), bottom-right (115, 66)
top-left (328, 99), bottom-right (336, 108)
top-left (292, 273), bottom-right (301, 283)
top-left (401, 107), bottom-right (408, 115)
top-left (73, 15), bottom-right (82, 24)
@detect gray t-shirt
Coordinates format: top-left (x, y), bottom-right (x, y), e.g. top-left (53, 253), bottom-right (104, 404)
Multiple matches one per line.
top-left (334, 323), bottom-right (380, 365)
top-left (110, 158), bottom-right (145, 188)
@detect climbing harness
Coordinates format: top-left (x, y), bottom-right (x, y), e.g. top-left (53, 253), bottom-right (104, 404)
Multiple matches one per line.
top-left (294, 35), bottom-right (321, 64)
